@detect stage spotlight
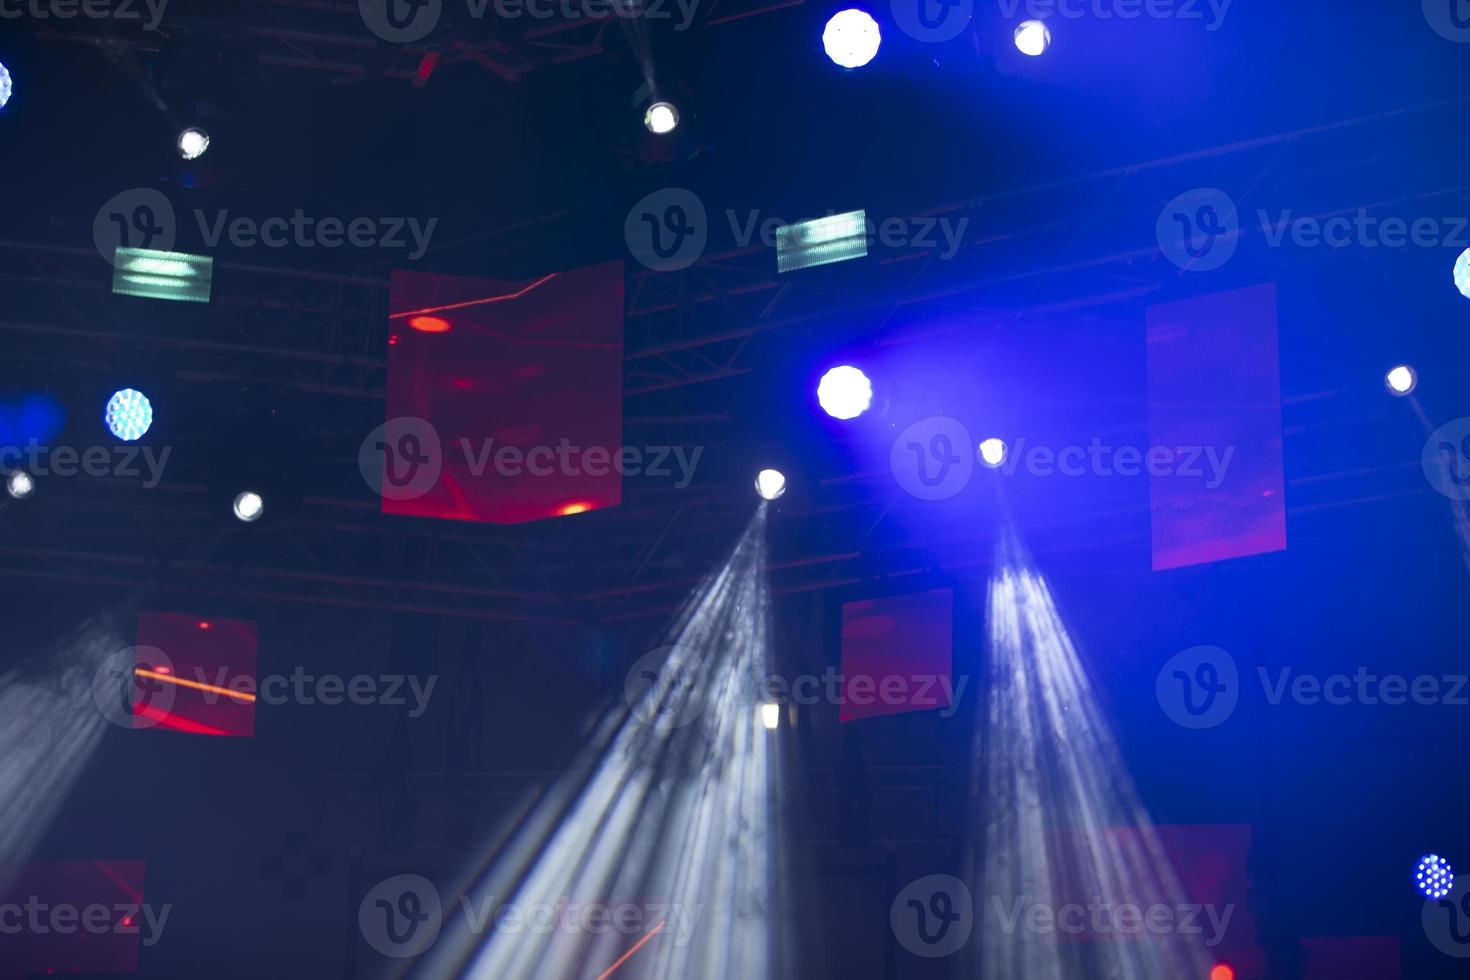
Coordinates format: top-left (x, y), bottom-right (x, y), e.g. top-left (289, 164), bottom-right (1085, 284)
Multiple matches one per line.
top-left (1015, 19), bottom-right (1052, 56)
top-left (755, 469), bottom-right (788, 501)
top-left (1416, 854), bottom-right (1454, 900)
top-left (817, 365), bottom-right (873, 420)
top-left (979, 437), bottom-right (1008, 468)
top-left (1386, 365), bottom-right (1417, 396)
top-left (823, 9), bottom-right (881, 69)
top-left (408, 315), bottom-right (451, 333)
top-left (104, 388), bottom-right (154, 442)
top-left (6, 471), bottom-right (35, 500)
top-left (177, 127), bottom-right (210, 160)
top-left (0, 61), bottom-right (11, 109)
top-left (1210, 965), bottom-right (1236, 980)
top-left (232, 491), bottom-right (264, 522)
top-left (644, 101), bottom-right (679, 135)
top-left (1455, 249), bottom-right (1470, 299)
top-left (761, 702), bottom-right (781, 730)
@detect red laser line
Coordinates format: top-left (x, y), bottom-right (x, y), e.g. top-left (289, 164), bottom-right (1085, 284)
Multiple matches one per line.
top-left (594, 918), bottom-right (665, 980)
top-left (388, 273), bottom-right (559, 319)
top-left (135, 667), bottom-right (256, 703)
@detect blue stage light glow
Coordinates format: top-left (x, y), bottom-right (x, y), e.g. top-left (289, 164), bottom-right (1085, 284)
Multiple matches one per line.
top-left (1454, 249), bottom-right (1470, 299)
top-left (817, 365), bottom-right (873, 420)
top-left (1417, 854), bottom-right (1454, 900)
top-left (0, 61), bottom-right (12, 109)
top-left (104, 389), bottom-right (154, 442)
top-left (823, 9), bottom-right (881, 69)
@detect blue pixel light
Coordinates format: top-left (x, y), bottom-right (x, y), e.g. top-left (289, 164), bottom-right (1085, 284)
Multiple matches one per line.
top-left (104, 388), bottom-right (154, 442)
top-left (1455, 248), bottom-right (1470, 300)
top-left (0, 61), bottom-right (11, 109)
top-left (1416, 854), bottom-right (1454, 900)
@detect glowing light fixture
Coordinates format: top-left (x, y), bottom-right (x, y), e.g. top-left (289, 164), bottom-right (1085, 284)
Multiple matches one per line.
top-left (823, 9), bottom-right (881, 69)
top-left (0, 61), bottom-right (12, 109)
top-left (776, 210), bottom-right (868, 273)
top-left (644, 101), bottom-right (679, 134)
top-left (760, 702), bottom-right (781, 730)
top-left (409, 315), bottom-right (451, 333)
top-left (1455, 248), bottom-right (1470, 299)
top-left (979, 438), bottom-right (1008, 468)
top-left (755, 469), bottom-right (787, 501)
top-left (1015, 19), bottom-right (1052, 56)
top-left (177, 127), bottom-right (210, 160)
top-left (232, 491), bottom-right (264, 523)
top-left (104, 388), bottom-right (154, 442)
top-left (1417, 854), bottom-right (1454, 900)
top-left (112, 247), bottom-right (214, 303)
top-left (6, 471), bottom-right (35, 500)
top-left (817, 365), bottom-right (873, 420)
top-left (1386, 365), bottom-right (1417, 396)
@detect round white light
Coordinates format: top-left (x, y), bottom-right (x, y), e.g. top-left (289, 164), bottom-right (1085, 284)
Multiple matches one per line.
top-left (1454, 249), bottom-right (1470, 299)
top-left (1015, 19), bottom-right (1051, 56)
top-left (1386, 365), bottom-right (1417, 396)
top-left (816, 365), bottom-right (874, 420)
top-left (6, 471), bottom-right (35, 500)
top-left (755, 469), bottom-right (788, 501)
top-left (823, 9), bottom-right (882, 69)
top-left (0, 61), bottom-right (12, 110)
top-left (177, 127), bottom-right (210, 160)
top-left (760, 702), bottom-right (781, 730)
top-left (232, 491), bottom-right (264, 522)
top-left (979, 438), bottom-right (1008, 468)
top-left (644, 102), bottom-right (679, 135)
top-left (104, 388), bottom-right (154, 442)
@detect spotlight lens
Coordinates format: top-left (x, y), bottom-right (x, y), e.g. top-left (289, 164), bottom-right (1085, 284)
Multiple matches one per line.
top-left (755, 469), bottom-right (787, 501)
top-left (104, 388), bottom-right (154, 442)
top-left (760, 702), bottom-right (781, 730)
top-left (644, 101), bottom-right (679, 135)
top-left (177, 127), bottom-right (210, 160)
top-left (1015, 19), bottom-right (1052, 56)
top-left (232, 491), bottom-right (264, 522)
top-left (1417, 854), bottom-right (1455, 900)
top-left (823, 9), bottom-right (882, 69)
top-left (0, 61), bottom-right (12, 109)
top-left (816, 365), bottom-right (873, 420)
top-left (1455, 248), bottom-right (1470, 299)
top-left (979, 438), bottom-right (1008, 467)
top-left (6, 471), bottom-right (34, 500)
top-left (1386, 365), bottom-right (1417, 395)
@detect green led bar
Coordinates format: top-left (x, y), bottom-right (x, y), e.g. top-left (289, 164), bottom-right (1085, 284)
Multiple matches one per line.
top-left (111, 247), bottom-right (214, 303)
top-left (776, 210), bottom-right (868, 273)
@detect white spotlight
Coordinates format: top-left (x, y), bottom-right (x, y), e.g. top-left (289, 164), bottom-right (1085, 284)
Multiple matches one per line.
top-left (232, 490), bottom-right (264, 522)
top-left (1014, 19), bottom-right (1052, 56)
top-left (817, 365), bottom-right (874, 420)
top-left (0, 60), bottom-right (12, 109)
top-left (177, 127), bottom-right (210, 160)
top-left (760, 702), bottom-right (781, 730)
top-left (823, 9), bottom-right (882, 69)
top-left (6, 471), bottom-right (35, 500)
top-left (1455, 249), bottom-right (1470, 299)
top-left (1386, 365), bottom-right (1417, 396)
top-left (979, 438), bottom-right (1008, 468)
top-left (755, 469), bottom-right (788, 501)
top-left (644, 101), bottom-right (679, 135)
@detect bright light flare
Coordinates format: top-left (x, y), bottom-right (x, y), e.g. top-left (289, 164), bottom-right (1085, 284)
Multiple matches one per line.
top-left (0, 61), bottom-right (12, 109)
top-left (1386, 365), bottom-right (1417, 396)
top-left (177, 127), bottom-right (210, 160)
top-left (1454, 249), bottom-right (1470, 299)
top-left (755, 469), bottom-right (787, 501)
top-left (761, 702), bottom-right (781, 730)
top-left (6, 471), bottom-right (35, 500)
top-left (644, 101), bottom-right (679, 134)
top-left (823, 9), bottom-right (881, 69)
top-left (1015, 19), bottom-right (1052, 56)
top-left (979, 437), bottom-right (1008, 468)
top-left (104, 388), bottom-right (154, 442)
top-left (232, 491), bottom-right (264, 522)
top-left (1417, 854), bottom-right (1454, 900)
top-left (817, 365), bottom-right (873, 420)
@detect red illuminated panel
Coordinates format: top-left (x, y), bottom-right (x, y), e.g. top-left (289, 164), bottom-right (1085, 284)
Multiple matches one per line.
top-left (839, 588), bottom-right (953, 723)
top-left (135, 611), bottom-right (257, 737)
top-left (384, 263), bottom-right (625, 524)
top-left (0, 860), bottom-right (147, 977)
top-left (1147, 283), bottom-right (1287, 571)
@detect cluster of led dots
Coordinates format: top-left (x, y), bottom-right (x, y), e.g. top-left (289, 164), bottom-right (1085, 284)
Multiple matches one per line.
top-left (1417, 854), bottom-right (1454, 900)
